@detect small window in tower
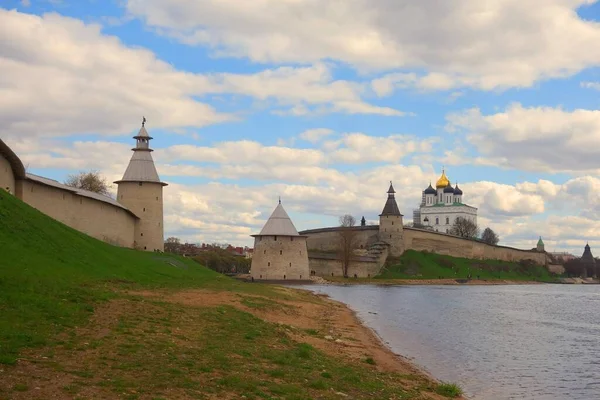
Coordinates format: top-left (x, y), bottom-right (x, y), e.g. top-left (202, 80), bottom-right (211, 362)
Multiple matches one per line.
top-left (268, 262), bottom-right (271, 266)
top-left (289, 262), bottom-right (292, 267)
top-left (436, 217), bottom-right (439, 225)
top-left (264, 250), bottom-right (266, 254)
top-left (141, 233), bottom-right (144, 237)
top-left (274, 236), bottom-right (278, 241)
top-left (144, 246), bottom-right (147, 250)
top-left (446, 217), bottom-right (449, 225)
top-left (260, 275), bottom-right (262, 279)
top-left (156, 197), bottom-right (159, 200)
top-left (284, 275), bottom-right (286, 279)
top-left (139, 182), bottom-right (142, 186)
top-left (392, 221), bottom-right (394, 225)
top-left (280, 250), bottom-right (283, 255)
top-left (290, 237), bottom-right (294, 241)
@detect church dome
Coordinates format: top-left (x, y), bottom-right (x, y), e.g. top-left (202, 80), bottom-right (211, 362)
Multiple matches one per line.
top-left (436, 169), bottom-right (450, 188)
top-left (424, 184), bottom-right (436, 195)
top-left (454, 184), bottom-right (463, 195)
top-left (443, 184), bottom-right (455, 193)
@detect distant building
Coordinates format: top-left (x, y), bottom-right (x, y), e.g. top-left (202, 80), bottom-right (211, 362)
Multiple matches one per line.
top-left (414, 169), bottom-right (477, 233)
top-left (536, 237), bottom-right (545, 252)
top-left (580, 243), bottom-right (596, 278)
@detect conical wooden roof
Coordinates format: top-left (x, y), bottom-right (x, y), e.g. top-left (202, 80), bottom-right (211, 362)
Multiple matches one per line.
top-left (256, 202), bottom-right (300, 236)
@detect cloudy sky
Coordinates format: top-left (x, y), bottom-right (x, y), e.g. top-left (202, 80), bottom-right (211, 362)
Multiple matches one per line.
top-left (3, 0), bottom-right (600, 255)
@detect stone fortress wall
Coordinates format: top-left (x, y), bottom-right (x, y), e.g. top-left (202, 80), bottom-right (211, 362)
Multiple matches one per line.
top-left (300, 189), bottom-right (547, 277)
top-left (301, 226), bottom-right (547, 277)
top-left (1, 125), bottom-right (165, 252)
top-left (1, 146), bottom-right (139, 248)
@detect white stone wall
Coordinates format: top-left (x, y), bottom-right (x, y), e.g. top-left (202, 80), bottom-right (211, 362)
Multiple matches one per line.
top-left (420, 205), bottom-right (477, 233)
top-left (0, 153), bottom-right (15, 194)
top-left (117, 181), bottom-right (165, 252)
top-left (250, 235), bottom-right (310, 280)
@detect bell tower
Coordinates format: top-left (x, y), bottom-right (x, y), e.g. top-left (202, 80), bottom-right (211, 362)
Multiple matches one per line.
top-left (379, 182), bottom-right (405, 257)
top-left (115, 118), bottom-right (167, 251)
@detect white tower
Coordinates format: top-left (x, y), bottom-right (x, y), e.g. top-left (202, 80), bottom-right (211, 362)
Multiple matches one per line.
top-left (250, 200), bottom-right (310, 281)
top-left (115, 118), bottom-right (167, 252)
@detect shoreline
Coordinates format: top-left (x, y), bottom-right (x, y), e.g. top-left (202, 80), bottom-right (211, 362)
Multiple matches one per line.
top-left (1, 284), bottom-right (465, 399)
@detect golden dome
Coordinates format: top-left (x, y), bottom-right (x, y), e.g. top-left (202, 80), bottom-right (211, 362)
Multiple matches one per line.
top-left (435, 169), bottom-right (450, 189)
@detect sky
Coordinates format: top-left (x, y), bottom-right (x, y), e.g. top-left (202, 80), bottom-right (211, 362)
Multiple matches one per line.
top-left (2, 0), bottom-right (600, 255)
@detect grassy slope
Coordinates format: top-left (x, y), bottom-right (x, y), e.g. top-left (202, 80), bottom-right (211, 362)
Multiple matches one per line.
top-left (377, 250), bottom-right (556, 281)
top-left (0, 191), bottom-right (459, 399)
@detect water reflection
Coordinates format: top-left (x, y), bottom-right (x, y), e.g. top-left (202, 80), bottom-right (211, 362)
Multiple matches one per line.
top-left (303, 284), bottom-right (600, 400)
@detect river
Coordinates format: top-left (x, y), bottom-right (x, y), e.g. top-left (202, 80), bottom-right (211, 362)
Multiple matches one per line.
top-left (303, 284), bottom-right (600, 400)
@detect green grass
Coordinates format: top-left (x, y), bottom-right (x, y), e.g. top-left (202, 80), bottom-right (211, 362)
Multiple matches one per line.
top-left (436, 382), bottom-right (464, 397)
top-left (376, 250), bottom-right (557, 281)
top-left (0, 191), bottom-right (447, 399)
top-left (0, 190), bottom-right (277, 365)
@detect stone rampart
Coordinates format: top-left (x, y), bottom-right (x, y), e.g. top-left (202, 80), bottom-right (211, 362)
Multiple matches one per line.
top-left (403, 227), bottom-right (547, 265)
top-left (20, 179), bottom-right (137, 248)
top-left (307, 252), bottom-right (382, 278)
top-left (301, 226), bottom-right (379, 252)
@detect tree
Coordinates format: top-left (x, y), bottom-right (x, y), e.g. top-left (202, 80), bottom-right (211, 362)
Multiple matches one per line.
top-left (164, 237), bottom-right (181, 254)
top-left (449, 217), bottom-right (479, 239)
top-left (481, 227), bottom-right (499, 245)
top-left (65, 170), bottom-right (110, 195)
top-left (339, 214), bottom-right (356, 227)
top-left (337, 214), bottom-right (358, 278)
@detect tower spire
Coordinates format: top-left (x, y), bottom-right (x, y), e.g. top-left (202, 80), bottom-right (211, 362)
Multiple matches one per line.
top-left (114, 119), bottom-right (166, 186)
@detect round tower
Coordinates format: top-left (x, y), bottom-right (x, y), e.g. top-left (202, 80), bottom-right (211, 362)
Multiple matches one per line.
top-left (250, 200), bottom-right (310, 281)
top-left (115, 118), bottom-right (167, 252)
top-left (379, 182), bottom-right (405, 257)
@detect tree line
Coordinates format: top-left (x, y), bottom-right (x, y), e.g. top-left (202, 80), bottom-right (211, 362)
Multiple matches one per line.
top-left (164, 237), bottom-right (251, 274)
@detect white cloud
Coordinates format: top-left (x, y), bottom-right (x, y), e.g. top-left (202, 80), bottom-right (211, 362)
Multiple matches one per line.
top-left (324, 133), bottom-right (436, 164)
top-left (0, 10), bottom-right (404, 141)
top-left (298, 128), bottom-right (334, 143)
top-left (127, 0), bottom-right (600, 90)
top-left (581, 81), bottom-right (600, 90)
top-left (445, 103), bottom-right (600, 173)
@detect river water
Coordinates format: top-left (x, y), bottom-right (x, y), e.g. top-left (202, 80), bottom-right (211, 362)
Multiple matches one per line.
top-left (304, 284), bottom-right (600, 400)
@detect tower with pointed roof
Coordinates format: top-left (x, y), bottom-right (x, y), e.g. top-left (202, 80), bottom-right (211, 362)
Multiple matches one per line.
top-left (580, 243), bottom-right (596, 278)
top-left (536, 237), bottom-right (545, 252)
top-left (115, 118), bottom-right (167, 252)
top-left (379, 182), bottom-right (405, 256)
top-left (250, 200), bottom-right (310, 280)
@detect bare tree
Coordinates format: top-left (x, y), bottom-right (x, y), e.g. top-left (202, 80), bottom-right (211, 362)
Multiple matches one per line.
top-left (481, 227), bottom-right (499, 245)
top-left (337, 214), bottom-right (358, 277)
top-left (339, 214), bottom-right (356, 227)
top-left (65, 170), bottom-right (110, 195)
top-left (164, 237), bottom-right (181, 254)
top-left (449, 217), bottom-right (479, 239)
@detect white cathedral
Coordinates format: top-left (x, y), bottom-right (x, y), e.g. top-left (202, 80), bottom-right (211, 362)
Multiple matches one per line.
top-left (412, 169), bottom-right (478, 233)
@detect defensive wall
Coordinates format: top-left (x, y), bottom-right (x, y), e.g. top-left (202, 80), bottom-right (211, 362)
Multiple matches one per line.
top-left (300, 224), bottom-right (547, 277)
top-left (1, 139), bottom-right (139, 248)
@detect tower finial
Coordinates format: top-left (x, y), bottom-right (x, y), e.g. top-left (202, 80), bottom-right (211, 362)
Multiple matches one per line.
top-left (278, 196), bottom-right (281, 204)
top-left (142, 116), bottom-right (146, 127)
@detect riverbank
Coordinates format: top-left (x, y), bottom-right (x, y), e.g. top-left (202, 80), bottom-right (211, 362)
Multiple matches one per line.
top-left (318, 276), bottom-right (548, 285)
top-left (1, 284), bottom-right (464, 399)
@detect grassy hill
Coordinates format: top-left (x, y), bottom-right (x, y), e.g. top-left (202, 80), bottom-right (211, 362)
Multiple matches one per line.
top-left (0, 191), bottom-right (460, 399)
top-left (377, 250), bottom-right (557, 281)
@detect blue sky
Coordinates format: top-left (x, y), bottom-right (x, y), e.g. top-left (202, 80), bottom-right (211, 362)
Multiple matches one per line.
top-left (3, 0), bottom-right (600, 254)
